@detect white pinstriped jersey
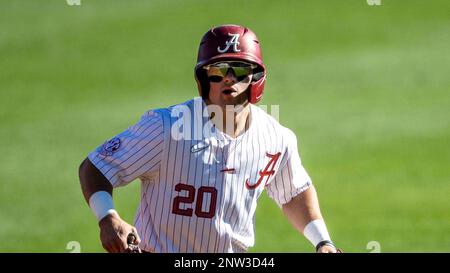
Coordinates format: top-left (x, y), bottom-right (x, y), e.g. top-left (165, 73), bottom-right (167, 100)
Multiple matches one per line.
top-left (88, 97), bottom-right (312, 253)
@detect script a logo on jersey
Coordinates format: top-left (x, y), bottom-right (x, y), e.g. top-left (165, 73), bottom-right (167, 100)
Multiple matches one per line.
top-left (217, 33), bottom-right (241, 53)
top-left (245, 152), bottom-right (281, 190)
top-left (99, 137), bottom-right (121, 156)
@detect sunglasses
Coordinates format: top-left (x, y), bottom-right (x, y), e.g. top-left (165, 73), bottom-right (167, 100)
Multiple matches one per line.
top-left (203, 62), bottom-right (257, 83)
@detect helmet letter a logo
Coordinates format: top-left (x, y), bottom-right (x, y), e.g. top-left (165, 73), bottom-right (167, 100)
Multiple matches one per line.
top-left (217, 33), bottom-right (241, 53)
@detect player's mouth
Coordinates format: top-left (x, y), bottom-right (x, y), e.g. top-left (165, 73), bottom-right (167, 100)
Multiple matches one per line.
top-left (222, 88), bottom-right (237, 95)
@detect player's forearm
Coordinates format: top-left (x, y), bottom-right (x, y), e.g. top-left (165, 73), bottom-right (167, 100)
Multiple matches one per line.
top-left (282, 185), bottom-right (337, 251)
top-left (282, 185), bottom-right (323, 233)
top-left (78, 158), bottom-right (113, 204)
top-left (79, 158), bottom-right (139, 253)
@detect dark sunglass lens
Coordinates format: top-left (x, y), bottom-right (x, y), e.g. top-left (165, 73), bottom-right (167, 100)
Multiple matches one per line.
top-left (208, 75), bottom-right (223, 82)
top-left (237, 75), bottom-right (249, 82)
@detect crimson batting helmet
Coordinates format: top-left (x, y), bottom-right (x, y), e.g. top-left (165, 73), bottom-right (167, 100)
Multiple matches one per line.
top-left (195, 24), bottom-right (266, 104)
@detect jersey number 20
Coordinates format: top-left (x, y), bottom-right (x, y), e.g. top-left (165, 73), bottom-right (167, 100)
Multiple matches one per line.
top-left (172, 183), bottom-right (217, 218)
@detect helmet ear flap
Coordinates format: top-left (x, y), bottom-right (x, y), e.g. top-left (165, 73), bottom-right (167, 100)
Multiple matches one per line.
top-left (248, 65), bottom-right (266, 103)
top-left (249, 70), bottom-right (266, 104)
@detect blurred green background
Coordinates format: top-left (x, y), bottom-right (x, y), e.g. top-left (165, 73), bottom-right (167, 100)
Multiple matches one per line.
top-left (0, 0), bottom-right (449, 252)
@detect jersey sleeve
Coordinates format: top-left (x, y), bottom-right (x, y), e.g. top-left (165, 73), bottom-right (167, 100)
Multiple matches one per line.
top-left (266, 129), bottom-right (312, 207)
top-left (87, 110), bottom-right (164, 188)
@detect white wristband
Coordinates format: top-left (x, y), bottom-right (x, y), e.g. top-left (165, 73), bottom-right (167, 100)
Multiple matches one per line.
top-left (88, 191), bottom-right (118, 222)
top-left (303, 219), bottom-right (331, 247)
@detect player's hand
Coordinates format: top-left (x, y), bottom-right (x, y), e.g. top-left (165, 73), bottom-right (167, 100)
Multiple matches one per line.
top-left (317, 244), bottom-right (340, 253)
top-left (98, 212), bottom-right (141, 253)
top-left (125, 233), bottom-right (142, 253)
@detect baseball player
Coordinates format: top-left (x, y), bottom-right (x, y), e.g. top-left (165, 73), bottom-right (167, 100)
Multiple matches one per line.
top-left (79, 24), bottom-right (340, 253)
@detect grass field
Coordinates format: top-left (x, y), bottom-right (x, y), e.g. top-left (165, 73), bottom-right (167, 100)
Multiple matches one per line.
top-left (0, 0), bottom-right (449, 252)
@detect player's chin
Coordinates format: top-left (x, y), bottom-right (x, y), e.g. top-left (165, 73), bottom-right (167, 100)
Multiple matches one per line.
top-left (210, 98), bottom-right (233, 108)
top-left (209, 96), bottom-right (242, 109)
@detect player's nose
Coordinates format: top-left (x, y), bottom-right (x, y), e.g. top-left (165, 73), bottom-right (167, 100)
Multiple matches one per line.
top-left (223, 69), bottom-right (237, 84)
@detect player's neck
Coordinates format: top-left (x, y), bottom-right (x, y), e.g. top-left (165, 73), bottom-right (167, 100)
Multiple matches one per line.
top-left (226, 104), bottom-right (251, 138)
